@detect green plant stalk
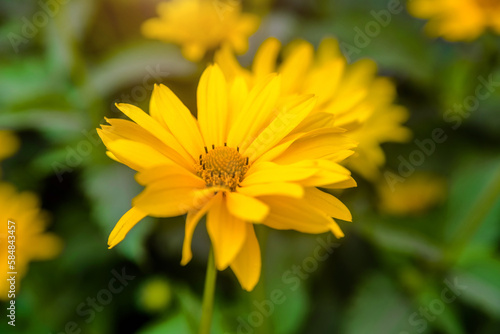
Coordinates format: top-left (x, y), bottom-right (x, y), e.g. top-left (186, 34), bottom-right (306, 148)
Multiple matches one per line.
top-left (443, 165), bottom-right (500, 266)
top-left (253, 226), bottom-right (273, 334)
top-left (199, 246), bottom-right (217, 334)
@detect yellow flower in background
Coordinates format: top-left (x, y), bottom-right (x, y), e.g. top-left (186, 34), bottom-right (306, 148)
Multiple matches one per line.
top-left (409, 0), bottom-right (500, 41)
top-left (377, 173), bottom-right (447, 216)
top-left (0, 183), bottom-right (63, 299)
top-left (142, 0), bottom-right (260, 61)
top-left (215, 37), bottom-right (411, 181)
top-left (98, 64), bottom-right (356, 291)
top-left (0, 130), bottom-right (20, 162)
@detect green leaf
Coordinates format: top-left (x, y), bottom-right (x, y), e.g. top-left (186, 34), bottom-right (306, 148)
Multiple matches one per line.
top-left (81, 164), bottom-right (153, 263)
top-left (453, 256), bottom-right (500, 318)
top-left (342, 273), bottom-right (411, 334)
top-left (86, 42), bottom-right (196, 98)
top-left (138, 311), bottom-right (192, 334)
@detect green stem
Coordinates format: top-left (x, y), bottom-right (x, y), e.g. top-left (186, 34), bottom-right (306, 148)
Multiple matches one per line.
top-left (443, 165), bottom-right (500, 266)
top-left (199, 246), bottom-right (217, 334)
top-left (253, 226), bottom-right (272, 334)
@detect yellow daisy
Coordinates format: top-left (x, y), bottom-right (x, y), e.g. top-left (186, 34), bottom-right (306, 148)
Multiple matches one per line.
top-left (0, 130), bottom-right (20, 162)
top-left (409, 0), bottom-right (500, 41)
top-left (0, 183), bottom-right (63, 299)
top-left (215, 37), bottom-right (411, 181)
top-left (377, 173), bottom-right (447, 216)
top-left (98, 64), bottom-right (356, 291)
top-left (141, 0), bottom-right (260, 62)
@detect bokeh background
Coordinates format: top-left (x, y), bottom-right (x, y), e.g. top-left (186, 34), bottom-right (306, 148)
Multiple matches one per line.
top-left (1, 0), bottom-right (500, 333)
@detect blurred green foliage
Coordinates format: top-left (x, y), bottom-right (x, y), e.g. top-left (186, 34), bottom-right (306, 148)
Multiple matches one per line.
top-left (1, 0), bottom-right (500, 333)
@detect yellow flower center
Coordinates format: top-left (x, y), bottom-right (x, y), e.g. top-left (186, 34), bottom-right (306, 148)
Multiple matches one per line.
top-left (196, 145), bottom-right (249, 191)
top-left (476, 0), bottom-right (500, 10)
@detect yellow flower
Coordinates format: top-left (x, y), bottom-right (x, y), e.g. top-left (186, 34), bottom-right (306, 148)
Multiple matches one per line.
top-left (98, 64), bottom-right (356, 291)
top-left (141, 0), bottom-right (260, 61)
top-left (377, 173), bottom-right (447, 216)
top-left (0, 130), bottom-right (20, 162)
top-left (409, 0), bottom-right (500, 41)
top-left (0, 183), bottom-right (63, 299)
top-left (215, 37), bottom-right (411, 181)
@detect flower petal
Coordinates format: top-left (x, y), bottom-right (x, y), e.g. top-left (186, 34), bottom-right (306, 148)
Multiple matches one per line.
top-left (304, 188), bottom-right (352, 222)
top-left (238, 182), bottom-right (304, 198)
top-left (260, 196), bottom-right (340, 234)
top-left (230, 224), bottom-right (261, 291)
top-left (227, 74), bottom-right (281, 150)
top-left (115, 103), bottom-right (193, 166)
top-left (133, 184), bottom-right (215, 217)
top-left (241, 162), bottom-right (318, 186)
top-left (152, 84), bottom-right (205, 159)
top-left (181, 198), bottom-right (215, 265)
top-left (135, 164), bottom-right (203, 186)
top-left (197, 65), bottom-right (229, 147)
top-left (252, 37), bottom-right (281, 80)
top-left (245, 94), bottom-right (317, 161)
top-left (226, 192), bottom-right (269, 222)
top-left (108, 207), bottom-right (147, 248)
top-left (206, 193), bottom-right (247, 270)
top-left (106, 139), bottom-right (175, 172)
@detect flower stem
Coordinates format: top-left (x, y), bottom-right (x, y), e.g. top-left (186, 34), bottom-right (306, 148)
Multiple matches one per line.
top-left (199, 246), bottom-right (217, 334)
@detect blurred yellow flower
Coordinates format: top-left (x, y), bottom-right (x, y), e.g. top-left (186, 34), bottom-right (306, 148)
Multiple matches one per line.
top-left (377, 173), bottom-right (447, 216)
top-left (98, 64), bottom-right (356, 291)
top-left (0, 130), bottom-right (20, 162)
top-left (0, 183), bottom-right (63, 300)
top-left (141, 0), bottom-right (260, 61)
top-left (215, 37), bottom-right (411, 181)
top-left (409, 0), bottom-right (500, 41)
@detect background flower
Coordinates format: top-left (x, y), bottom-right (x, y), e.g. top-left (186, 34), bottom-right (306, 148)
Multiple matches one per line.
top-left (409, 0), bottom-right (500, 41)
top-left (142, 0), bottom-right (260, 61)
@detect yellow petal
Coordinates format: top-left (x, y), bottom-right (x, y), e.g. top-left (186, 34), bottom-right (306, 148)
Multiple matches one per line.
top-left (133, 184), bottom-right (215, 217)
top-left (245, 94), bottom-right (317, 161)
top-left (181, 198), bottom-right (215, 265)
top-left (115, 103), bottom-right (193, 166)
top-left (226, 192), bottom-right (269, 222)
top-left (260, 196), bottom-right (336, 234)
top-left (252, 37), bottom-right (281, 80)
top-left (279, 40), bottom-right (314, 94)
top-left (152, 84), bottom-right (205, 159)
top-left (215, 43), bottom-right (247, 82)
top-left (272, 132), bottom-right (356, 165)
top-left (227, 74), bottom-right (281, 150)
top-left (108, 207), bottom-right (148, 248)
top-left (107, 139), bottom-right (175, 172)
top-left (197, 65), bottom-right (229, 147)
top-left (238, 182), bottom-right (304, 198)
top-left (31, 234), bottom-right (63, 260)
top-left (323, 177), bottom-right (357, 190)
top-left (135, 164), bottom-right (202, 186)
top-left (304, 188), bottom-right (352, 221)
top-left (230, 224), bottom-right (261, 291)
top-left (241, 162), bottom-right (317, 186)
top-left (206, 193), bottom-right (247, 270)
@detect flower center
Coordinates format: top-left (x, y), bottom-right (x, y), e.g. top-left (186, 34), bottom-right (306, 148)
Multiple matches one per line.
top-left (476, 0), bottom-right (500, 10)
top-left (196, 145), bottom-right (249, 191)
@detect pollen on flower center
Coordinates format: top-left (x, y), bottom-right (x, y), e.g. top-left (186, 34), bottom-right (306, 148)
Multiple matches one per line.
top-left (196, 145), bottom-right (249, 191)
